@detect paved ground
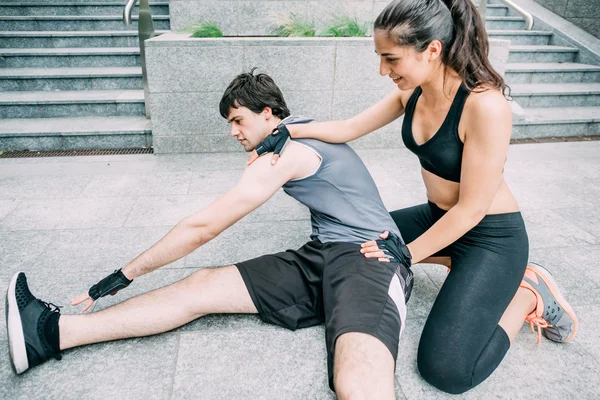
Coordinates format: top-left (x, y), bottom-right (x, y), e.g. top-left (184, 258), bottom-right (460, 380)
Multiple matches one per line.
top-left (1, 141), bottom-right (599, 399)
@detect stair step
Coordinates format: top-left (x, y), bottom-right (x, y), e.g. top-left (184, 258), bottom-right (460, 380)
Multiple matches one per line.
top-left (511, 83), bottom-right (600, 107)
top-left (506, 63), bottom-right (600, 83)
top-left (476, 4), bottom-right (514, 16)
top-left (0, 2), bottom-right (168, 16)
top-left (509, 45), bottom-right (578, 63)
top-left (0, 47), bottom-right (141, 68)
top-left (0, 90), bottom-right (145, 118)
top-left (513, 107), bottom-right (600, 138)
top-left (488, 30), bottom-right (552, 45)
top-left (485, 16), bottom-right (527, 30)
top-left (0, 116), bottom-right (152, 151)
top-left (0, 30), bottom-right (169, 48)
top-left (0, 67), bottom-right (142, 91)
top-left (0, 15), bottom-right (170, 31)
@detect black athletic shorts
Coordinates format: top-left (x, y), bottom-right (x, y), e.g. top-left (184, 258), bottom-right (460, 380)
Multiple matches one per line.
top-left (236, 240), bottom-right (411, 390)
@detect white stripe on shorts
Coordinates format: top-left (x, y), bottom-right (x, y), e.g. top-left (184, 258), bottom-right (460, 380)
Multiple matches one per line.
top-left (388, 274), bottom-right (407, 337)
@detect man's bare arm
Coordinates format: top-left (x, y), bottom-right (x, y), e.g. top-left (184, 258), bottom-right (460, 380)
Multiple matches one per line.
top-left (71, 152), bottom-right (301, 311)
top-left (122, 155), bottom-right (299, 279)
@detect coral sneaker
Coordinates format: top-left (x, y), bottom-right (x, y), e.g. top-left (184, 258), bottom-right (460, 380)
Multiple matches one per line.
top-left (520, 263), bottom-right (578, 344)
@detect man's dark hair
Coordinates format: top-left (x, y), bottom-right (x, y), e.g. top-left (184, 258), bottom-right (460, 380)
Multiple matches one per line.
top-left (219, 68), bottom-right (291, 120)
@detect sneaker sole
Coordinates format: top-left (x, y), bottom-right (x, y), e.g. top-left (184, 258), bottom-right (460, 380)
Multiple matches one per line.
top-left (6, 272), bottom-right (29, 374)
top-left (529, 262), bottom-right (579, 342)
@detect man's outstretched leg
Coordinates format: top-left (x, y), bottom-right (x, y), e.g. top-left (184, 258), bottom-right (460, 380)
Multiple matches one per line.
top-left (6, 266), bottom-right (256, 374)
top-left (334, 332), bottom-right (396, 400)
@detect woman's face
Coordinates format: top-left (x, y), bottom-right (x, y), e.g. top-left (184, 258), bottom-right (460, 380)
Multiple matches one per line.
top-left (374, 30), bottom-right (439, 90)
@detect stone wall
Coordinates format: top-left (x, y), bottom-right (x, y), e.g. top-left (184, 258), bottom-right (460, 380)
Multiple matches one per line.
top-left (534, 0), bottom-right (600, 38)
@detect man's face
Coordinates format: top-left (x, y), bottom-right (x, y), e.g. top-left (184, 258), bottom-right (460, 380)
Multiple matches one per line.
top-left (227, 106), bottom-right (271, 152)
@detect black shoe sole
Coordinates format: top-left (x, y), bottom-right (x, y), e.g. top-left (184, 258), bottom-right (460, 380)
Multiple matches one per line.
top-left (6, 272), bottom-right (29, 374)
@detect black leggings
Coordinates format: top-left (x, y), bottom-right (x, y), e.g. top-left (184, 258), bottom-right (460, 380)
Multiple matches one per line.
top-left (391, 202), bottom-right (529, 394)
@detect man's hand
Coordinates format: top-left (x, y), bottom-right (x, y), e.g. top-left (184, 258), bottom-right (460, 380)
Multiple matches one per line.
top-left (247, 124), bottom-right (291, 166)
top-left (71, 269), bottom-right (133, 312)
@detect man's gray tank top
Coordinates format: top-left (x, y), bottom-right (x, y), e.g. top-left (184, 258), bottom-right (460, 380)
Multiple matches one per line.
top-left (280, 115), bottom-right (403, 245)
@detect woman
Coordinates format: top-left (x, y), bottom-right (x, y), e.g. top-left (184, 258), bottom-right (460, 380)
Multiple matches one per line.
top-left (248, 0), bottom-right (578, 395)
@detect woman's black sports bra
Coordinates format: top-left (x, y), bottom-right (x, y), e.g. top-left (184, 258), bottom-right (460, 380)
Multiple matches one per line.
top-left (401, 85), bottom-right (470, 183)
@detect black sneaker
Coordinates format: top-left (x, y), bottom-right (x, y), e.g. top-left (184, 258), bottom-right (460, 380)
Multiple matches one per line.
top-left (5, 272), bottom-right (62, 374)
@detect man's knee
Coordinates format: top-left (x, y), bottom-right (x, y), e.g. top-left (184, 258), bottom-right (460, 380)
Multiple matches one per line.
top-left (333, 332), bottom-right (395, 400)
top-left (417, 344), bottom-right (473, 395)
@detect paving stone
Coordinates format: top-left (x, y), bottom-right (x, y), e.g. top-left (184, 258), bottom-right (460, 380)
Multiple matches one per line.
top-left (80, 171), bottom-right (193, 197)
top-left (0, 334), bottom-right (179, 400)
top-left (171, 327), bottom-right (335, 399)
top-left (1, 197), bottom-right (137, 231)
top-left (0, 175), bottom-right (92, 200)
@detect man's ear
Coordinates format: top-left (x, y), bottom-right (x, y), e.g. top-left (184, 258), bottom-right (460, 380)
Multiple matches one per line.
top-left (261, 106), bottom-right (273, 120)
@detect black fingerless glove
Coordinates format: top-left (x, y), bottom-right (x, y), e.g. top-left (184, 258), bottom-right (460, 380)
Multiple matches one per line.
top-left (255, 124), bottom-right (291, 157)
top-left (376, 232), bottom-right (414, 302)
top-left (88, 269), bottom-right (132, 300)
top-left (376, 232), bottom-right (412, 269)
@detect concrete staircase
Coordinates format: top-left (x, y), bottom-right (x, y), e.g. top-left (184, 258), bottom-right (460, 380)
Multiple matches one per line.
top-left (485, 0), bottom-right (600, 138)
top-left (0, 1), bottom-right (170, 151)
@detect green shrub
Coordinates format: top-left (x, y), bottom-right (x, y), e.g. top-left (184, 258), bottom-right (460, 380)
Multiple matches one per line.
top-left (188, 22), bottom-right (223, 38)
top-left (273, 13), bottom-right (316, 37)
top-left (322, 15), bottom-right (369, 37)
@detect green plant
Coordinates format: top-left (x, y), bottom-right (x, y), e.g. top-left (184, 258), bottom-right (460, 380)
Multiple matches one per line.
top-left (323, 15), bottom-right (369, 37)
top-left (273, 13), bottom-right (316, 37)
top-left (188, 22), bottom-right (223, 38)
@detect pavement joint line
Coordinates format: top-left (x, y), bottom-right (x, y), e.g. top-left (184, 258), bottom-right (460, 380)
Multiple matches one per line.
top-left (167, 333), bottom-right (181, 400)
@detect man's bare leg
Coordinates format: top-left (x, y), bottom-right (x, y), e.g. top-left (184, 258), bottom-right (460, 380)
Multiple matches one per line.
top-left (60, 266), bottom-right (256, 350)
top-left (333, 332), bottom-right (396, 400)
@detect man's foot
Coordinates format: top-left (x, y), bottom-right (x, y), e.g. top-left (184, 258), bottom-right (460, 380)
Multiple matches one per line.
top-left (5, 272), bottom-right (62, 374)
top-left (520, 263), bottom-right (578, 344)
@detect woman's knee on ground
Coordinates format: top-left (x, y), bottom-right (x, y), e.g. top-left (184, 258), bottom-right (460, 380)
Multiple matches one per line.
top-left (417, 343), bottom-right (475, 395)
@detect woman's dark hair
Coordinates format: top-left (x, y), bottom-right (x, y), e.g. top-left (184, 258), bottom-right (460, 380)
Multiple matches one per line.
top-left (219, 68), bottom-right (291, 119)
top-left (374, 0), bottom-right (509, 95)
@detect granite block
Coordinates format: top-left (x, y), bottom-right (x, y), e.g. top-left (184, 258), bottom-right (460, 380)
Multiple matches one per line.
top-left (334, 44), bottom-right (390, 91)
top-left (149, 91), bottom-right (226, 137)
top-left (284, 90), bottom-right (333, 122)
top-left (169, 0), bottom-right (238, 33)
top-left (0, 334), bottom-right (179, 400)
top-left (563, 0), bottom-right (600, 18)
top-left (171, 327), bottom-right (334, 399)
top-left (146, 45), bottom-right (244, 93)
top-left (237, 1), bottom-right (309, 36)
top-left (528, 246), bottom-right (600, 307)
top-left (573, 304), bottom-right (600, 361)
top-left (0, 199), bottom-right (17, 221)
top-left (308, 1), bottom-right (374, 33)
top-left (243, 46), bottom-right (336, 91)
top-left (534, 0), bottom-right (568, 15)
top-left (25, 227), bottom-right (187, 276)
top-left (80, 172), bottom-right (192, 197)
top-left (565, 17), bottom-right (600, 39)
top-left (188, 169), bottom-right (244, 194)
top-left (1, 197), bottom-right (137, 231)
top-left (523, 208), bottom-right (598, 249)
top-left (153, 135), bottom-right (243, 154)
top-left (553, 207), bottom-right (600, 240)
top-left (0, 175), bottom-right (91, 199)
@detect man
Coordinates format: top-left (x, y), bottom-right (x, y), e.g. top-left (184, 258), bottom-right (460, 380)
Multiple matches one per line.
top-left (6, 70), bottom-right (412, 399)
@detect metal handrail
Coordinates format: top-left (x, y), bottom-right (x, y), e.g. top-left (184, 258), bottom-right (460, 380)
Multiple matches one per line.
top-left (479, 0), bottom-right (534, 30)
top-left (124, 0), bottom-right (155, 118)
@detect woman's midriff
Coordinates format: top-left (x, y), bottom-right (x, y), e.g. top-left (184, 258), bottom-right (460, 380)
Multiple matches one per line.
top-left (421, 168), bottom-right (521, 214)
